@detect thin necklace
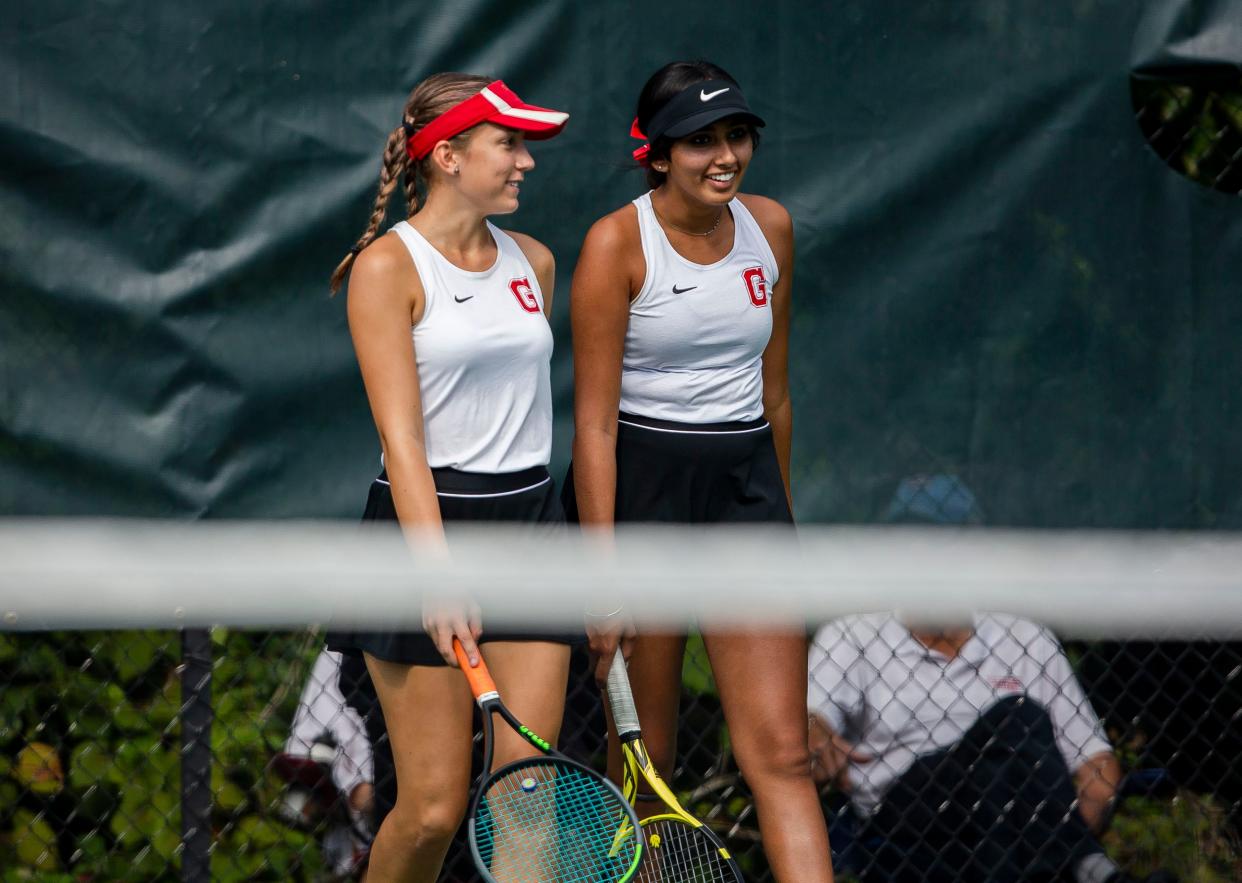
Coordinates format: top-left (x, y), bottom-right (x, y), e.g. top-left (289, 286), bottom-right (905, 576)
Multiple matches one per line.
top-left (652, 201), bottom-right (724, 237)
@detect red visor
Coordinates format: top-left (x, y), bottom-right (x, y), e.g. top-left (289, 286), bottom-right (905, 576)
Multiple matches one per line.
top-left (406, 80), bottom-right (569, 161)
top-left (630, 118), bottom-right (651, 164)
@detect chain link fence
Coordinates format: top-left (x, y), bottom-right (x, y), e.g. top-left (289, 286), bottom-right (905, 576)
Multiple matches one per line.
top-left (0, 624), bottom-right (1239, 881)
top-left (1132, 73), bottom-right (1242, 195)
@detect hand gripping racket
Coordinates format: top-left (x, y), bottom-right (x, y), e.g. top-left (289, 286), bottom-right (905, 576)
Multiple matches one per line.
top-left (454, 640), bottom-right (644, 882)
top-left (604, 648), bottom-right (745, 882)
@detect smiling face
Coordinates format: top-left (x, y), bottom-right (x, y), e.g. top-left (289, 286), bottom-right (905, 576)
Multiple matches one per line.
top-left (661, 116), bottom-right (755, 205)
top-left (455, 122), bottom-right (535, 215)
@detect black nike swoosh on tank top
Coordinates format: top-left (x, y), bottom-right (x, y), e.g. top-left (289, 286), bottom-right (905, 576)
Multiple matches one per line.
top-left (672, 285), bottom-right (697, 294)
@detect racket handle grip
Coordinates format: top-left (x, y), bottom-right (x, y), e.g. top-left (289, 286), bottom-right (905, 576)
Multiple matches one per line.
top-left (605, 647), bottom-right (642, 736)
top-left (453, 639), bottom-right (497, 700)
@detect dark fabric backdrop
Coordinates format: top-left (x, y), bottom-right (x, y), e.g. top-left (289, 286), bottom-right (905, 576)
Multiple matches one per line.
top-left (2, 0), bottom-right (1239, 526)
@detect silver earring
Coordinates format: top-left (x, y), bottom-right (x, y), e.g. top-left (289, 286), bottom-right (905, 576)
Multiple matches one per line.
top-left (453, 165), bottom-right (460, 175)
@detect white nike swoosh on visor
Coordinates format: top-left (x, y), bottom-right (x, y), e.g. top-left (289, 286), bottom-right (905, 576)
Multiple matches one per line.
top-left (700, 88), bottom-right (730, 101)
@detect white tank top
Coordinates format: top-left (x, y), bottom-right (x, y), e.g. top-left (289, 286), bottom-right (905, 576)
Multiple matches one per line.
top-left (620, 192), bottom-right (779, 423)
top-left (389, 219), bottom-right (553, 472)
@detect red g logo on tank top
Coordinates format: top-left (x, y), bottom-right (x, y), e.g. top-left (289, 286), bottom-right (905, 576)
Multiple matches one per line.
top-left (742, 266), bottom-right (769, 308)
top-left (509, 276), bottom-right (540, 313)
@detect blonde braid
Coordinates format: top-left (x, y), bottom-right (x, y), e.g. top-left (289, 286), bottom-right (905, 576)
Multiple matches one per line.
top-left (404, 161), bottom-right (423, 219)
top-left (328, 72), bottom-right (492, 294)
top-left (329, 125), bottom-right (407, 294)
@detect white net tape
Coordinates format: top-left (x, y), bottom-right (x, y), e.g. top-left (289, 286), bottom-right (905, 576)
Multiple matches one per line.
top-left (2, 520), bottom-right (1240, 636)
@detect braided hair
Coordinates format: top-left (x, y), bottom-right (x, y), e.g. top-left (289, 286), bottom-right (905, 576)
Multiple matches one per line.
top-left (329, 72), bottom-right (491, 293)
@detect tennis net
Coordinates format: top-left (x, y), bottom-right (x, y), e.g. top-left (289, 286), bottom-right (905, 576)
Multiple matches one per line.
top-left (0, 519), bottom-right (1239, 881)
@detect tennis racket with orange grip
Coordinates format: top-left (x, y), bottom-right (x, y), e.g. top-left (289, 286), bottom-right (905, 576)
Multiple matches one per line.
top-left (453, 639), bottom-right (644, 882)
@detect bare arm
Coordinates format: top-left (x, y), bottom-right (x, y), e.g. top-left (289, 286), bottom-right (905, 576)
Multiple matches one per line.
top-left (569, 211), bottom-right (639, 528)
top-left (346, 240), bottom-right (441, 534)
top-left (345, 238), bottom-right (480, 665)
top-left (1073, 750), bottom-right (1121, 835)
top-left (568, 209), bottom-right (641, 681)
top-left (742, 195), bottom-right (795, 509)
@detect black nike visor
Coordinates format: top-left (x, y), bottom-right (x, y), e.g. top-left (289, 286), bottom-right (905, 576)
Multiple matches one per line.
top-left (644, 79), bottom-right (766, 144)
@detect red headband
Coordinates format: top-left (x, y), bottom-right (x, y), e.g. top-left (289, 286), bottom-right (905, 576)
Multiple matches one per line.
top-left (405, 80), bottom-right (569, 161)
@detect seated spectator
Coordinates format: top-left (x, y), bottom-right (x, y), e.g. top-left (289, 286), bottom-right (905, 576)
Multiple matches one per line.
top-left (806, 476), bottom-right (1174, 883)
top-left (276, 648), bottom-right (374, 876)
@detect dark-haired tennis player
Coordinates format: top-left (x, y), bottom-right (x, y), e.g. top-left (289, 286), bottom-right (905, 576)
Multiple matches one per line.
top-left (325, 73), bottom-right (578, 883)
top-left (564, 61), bottom-right (835, 881)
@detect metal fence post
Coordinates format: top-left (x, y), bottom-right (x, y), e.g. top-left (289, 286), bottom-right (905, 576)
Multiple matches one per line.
top-left (180, 628), bottom-right (213, 882)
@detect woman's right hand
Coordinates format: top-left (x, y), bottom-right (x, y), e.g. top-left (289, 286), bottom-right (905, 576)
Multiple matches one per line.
top-left (808, 714), bottom-right (871, 792)
top-left (423, 593), bottom-right (483, 667)
top-left (585, 609), bottom-right (635, 685)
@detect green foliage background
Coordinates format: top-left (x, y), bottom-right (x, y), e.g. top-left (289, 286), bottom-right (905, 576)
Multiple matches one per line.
top-left (2, 633), bottom-right (1240, 880)
top-left (0, 631), bottom-right (324, 881)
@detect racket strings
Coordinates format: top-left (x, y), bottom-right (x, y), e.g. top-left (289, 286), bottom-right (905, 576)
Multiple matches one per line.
top-left (635, 817), bottom-right (738, 883)
top-left (476, 759), bottom-right (640, 882)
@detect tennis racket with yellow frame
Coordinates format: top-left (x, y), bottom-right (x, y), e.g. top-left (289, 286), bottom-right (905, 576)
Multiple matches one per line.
top-left (604, 648), bottom-right (745, 881)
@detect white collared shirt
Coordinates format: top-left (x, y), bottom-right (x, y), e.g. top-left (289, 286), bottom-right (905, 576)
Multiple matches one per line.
top-left (808, 612), bottom-right (1111, 817)
top-left (285, 649), bottom-right (372, 798)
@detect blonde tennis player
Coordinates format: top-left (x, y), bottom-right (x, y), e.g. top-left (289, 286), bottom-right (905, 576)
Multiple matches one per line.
top-left (326, 73), bottom-right (580, 882)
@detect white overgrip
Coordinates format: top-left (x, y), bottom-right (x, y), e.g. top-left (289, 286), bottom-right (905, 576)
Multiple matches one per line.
top-left (605, 648), bottom-right (643, 737)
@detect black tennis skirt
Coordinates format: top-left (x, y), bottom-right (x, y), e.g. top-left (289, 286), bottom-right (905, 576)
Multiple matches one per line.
top-left (326, 465), bottom-right (583, 667)
top-left (563, 412), bottom-right (794, 524)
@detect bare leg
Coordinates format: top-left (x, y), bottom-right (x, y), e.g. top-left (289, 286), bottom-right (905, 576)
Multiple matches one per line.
top-left (480, 641), bottom-right (571, 768)
top-left (704, 628), bottom-right (834, 883)
top-left (362, 654), bottom-right (473, 883)
top-left (604, 632), bottom-right (687, 818)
